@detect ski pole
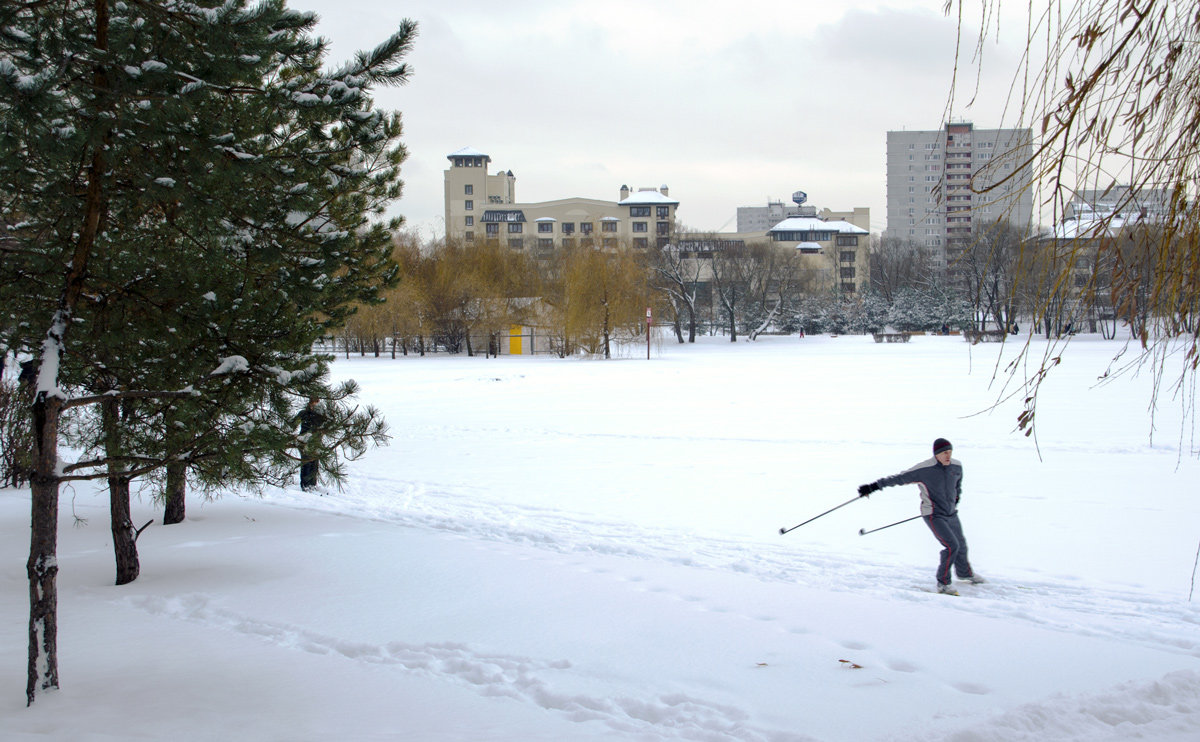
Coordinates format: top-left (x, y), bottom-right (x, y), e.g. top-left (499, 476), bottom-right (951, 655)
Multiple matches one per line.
top-left (779, 496), bottom-right (861, 535)
top-left (858, 515), bottom-right (922, 536)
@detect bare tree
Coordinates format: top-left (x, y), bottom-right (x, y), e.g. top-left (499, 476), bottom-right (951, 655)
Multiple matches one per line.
top-left (745, 242), bottom-right (803, 341)
top-left (870, 236), bottom-right (938, 302)
top-left (958, 219), bottom-right (1024, 331)
top-left (650, 232), bottom-right (707, 343)
top-left (951, 0), bottom-right (1200, 441)
top-left (709, 240), bottom-right (754, 342)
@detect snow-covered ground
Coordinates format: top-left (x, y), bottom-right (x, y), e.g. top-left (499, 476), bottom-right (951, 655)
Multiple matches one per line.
top-left (3, 333), bottom-right (1199, 741)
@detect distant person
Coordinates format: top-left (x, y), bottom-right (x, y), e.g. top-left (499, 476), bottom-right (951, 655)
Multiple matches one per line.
top-left (940, 323), bottom-right (949, 335)
top-left (857, 438), bottom-right (984, 595)
top-left (296, 396), bottom-right (325, 491)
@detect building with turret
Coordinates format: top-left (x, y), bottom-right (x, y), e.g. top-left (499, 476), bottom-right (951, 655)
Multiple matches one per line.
top-left (443, 147), bottom-right (678, 254)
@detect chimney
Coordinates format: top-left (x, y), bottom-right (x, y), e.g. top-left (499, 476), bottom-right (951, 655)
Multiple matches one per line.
top-left (660, 184), bottom-right (669, 197)
top-left (620, 184), bottom-right (630, 201)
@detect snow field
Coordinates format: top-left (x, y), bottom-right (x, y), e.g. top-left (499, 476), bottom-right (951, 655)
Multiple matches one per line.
top-left (2, 333), bottom-right (1199, 740)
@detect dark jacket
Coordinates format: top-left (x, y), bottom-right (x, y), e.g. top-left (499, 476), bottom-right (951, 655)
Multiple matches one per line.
top-left (297, 406), bottom-right (323, 434)
top-left (874, 456), bottom-right (963, 518)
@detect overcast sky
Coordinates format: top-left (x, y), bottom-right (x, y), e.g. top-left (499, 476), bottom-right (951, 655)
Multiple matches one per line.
top-left (294, 1), bottom-right (1033, 238)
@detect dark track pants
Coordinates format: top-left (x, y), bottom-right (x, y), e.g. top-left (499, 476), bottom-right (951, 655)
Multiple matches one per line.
top-left (300, 459), bottom-right (318, 490)
top-left (924, 514), bottom-right (974, 586)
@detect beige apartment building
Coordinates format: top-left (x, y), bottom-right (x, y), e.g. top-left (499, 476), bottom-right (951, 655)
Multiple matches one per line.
top-left (444, 147), bottom-right (678, 254)
top-left (444, 147), bottom-right (870, 296)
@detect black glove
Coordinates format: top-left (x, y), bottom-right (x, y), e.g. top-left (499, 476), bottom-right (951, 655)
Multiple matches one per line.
top-left (858, 482), bottom-right (880, 497)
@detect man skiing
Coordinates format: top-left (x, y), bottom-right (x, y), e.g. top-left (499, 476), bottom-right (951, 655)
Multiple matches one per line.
top-left (857, 438), bottom-right (984, 595)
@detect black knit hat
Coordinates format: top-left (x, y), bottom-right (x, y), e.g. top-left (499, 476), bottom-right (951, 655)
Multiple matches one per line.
top-left (933, 438), bottom-right (953, 455)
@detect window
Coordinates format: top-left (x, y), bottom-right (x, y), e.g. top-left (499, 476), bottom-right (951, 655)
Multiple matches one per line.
top-left (632, 222), bottom-right (648, 233)
top-left (836, 235), bottom-right (859, 246)
top-left (840, 251), bottom-right (856, 263)
top-left (508, 223), bottom-right (523, 234)
top-left (482, 209), bottom-right (524, 223)
top-left (656, 206), bottom-right (670, 218)
top-left (580, 222), bottom-right (593, 235)
top-left (602, 221), bottom-right (618, 233)
top-left (537, 222), bottom-right (553, 233)
top-left (485, 223), bottom-right (499, 236)
top-left (562, 238), bottom-right (575, 248)
top-left (538, 238), bottom-right (553, 249)
top-left (656, 221), bottom-right (669, 235)
top-left (464, 184), bottom-right (473, 195)
top-left (772, 230), bottom-right (834, 242)
top-left (464, 199), bottom-right (473, 210)
top-left (508, 238), bottom-right (523, 248)
top-left (634, 238), bottom-right (648, 249)
top-left (562, 222), bottom-right (575, 235)
top-left (630, 206), bottom-right (650, 217)
top-left (840, 267), bottom-right (856, 279)
top-left (465, 216), bottom-right (473, 226)
top-left (465, 231), bottom-right (474, 241)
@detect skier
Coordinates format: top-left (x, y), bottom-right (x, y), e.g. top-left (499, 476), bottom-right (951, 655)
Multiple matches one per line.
top-left (857, 438), bottom-right (984, 595)
top-left (296, 396), bottom-right (325, 491)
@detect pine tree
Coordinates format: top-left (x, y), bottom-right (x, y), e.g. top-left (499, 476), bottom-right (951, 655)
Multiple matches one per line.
top-left (0, 0), bottom-right (415, 703)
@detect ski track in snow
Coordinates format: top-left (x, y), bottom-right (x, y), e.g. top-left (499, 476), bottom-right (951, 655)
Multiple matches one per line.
top-left (131, 467), bottom-right (1200, 741)
top-left (884, 669), bottom-right (1200, 742)
top-left (127, 593), bottom-right (816, 742)
top-left (281, 473), bottom-right (1200, 665)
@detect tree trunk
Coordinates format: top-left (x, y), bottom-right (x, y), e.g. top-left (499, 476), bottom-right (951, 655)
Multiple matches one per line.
top-left (103, 397), bottom-right (140, 585)
top-left (26, 0), bottom-right (111, 704)
top-left (27, 392), bottom-right (61, 705)
top-left (109, 475), bottom-right (140, 585)
top-left (603, 301), bottom-right (611, 359)
top-left (163, 461), bottom-right (186, 525)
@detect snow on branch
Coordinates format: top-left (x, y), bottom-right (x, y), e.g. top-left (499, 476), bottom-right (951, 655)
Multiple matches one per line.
top-left (210, 355), bottom-right (250, 376)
